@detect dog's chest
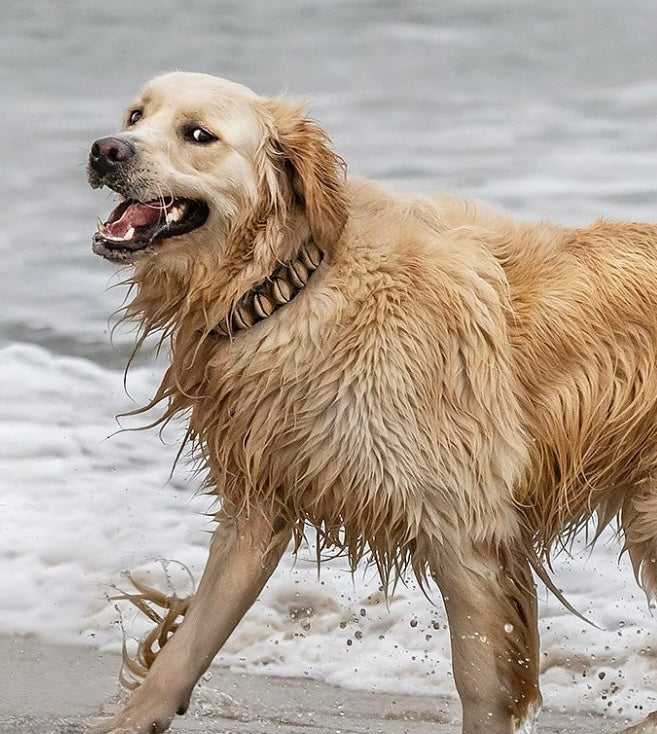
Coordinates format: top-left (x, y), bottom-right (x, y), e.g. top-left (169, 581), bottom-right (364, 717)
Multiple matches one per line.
top-left (187, 323), bottom-right (439, 530)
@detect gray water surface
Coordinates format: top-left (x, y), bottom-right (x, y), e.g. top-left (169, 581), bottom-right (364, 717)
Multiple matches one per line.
top-left (3, 0), bottom-right (657, 363)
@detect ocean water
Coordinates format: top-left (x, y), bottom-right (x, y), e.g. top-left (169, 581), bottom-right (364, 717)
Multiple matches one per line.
top-left (1, 0), bottom-right (656, 723)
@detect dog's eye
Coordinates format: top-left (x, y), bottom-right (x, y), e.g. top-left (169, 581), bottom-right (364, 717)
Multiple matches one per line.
top-left (128, 109), bottom-right (143, 126)
top-left (185, 126), bottom-right (218, 144)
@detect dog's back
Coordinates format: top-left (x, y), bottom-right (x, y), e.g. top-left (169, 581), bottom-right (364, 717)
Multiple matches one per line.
top-left (488, 218), bottom-right (657, 561)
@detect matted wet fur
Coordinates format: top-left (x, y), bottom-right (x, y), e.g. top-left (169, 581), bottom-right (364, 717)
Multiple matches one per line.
top-left (88, 72), bottom-right (657, 734)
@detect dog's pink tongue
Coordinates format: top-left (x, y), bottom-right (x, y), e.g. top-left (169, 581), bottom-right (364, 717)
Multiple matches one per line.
top-left (107, 202), bottom-right (165, 236)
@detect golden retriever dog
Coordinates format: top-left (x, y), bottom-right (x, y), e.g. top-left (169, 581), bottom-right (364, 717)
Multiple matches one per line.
top-left (87, 72), bottom-right (657, 734)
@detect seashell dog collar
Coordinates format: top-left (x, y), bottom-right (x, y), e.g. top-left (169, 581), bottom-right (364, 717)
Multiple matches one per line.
top-left (210, 240), bottom-right (324, 337)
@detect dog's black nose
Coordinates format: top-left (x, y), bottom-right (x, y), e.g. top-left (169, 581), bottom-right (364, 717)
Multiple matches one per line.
top-left (89, 136), bottom-right (136, 177)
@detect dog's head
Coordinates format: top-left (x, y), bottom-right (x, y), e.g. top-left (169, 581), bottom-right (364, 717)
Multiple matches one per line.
top-left (88, 72), bottom-right (347, 266)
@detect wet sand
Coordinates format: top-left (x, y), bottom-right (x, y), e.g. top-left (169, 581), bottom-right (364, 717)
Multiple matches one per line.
top-left (0, 634), bottom-right (624, 734)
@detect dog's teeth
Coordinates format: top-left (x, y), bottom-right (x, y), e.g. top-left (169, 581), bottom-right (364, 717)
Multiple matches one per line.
top-left (166, 203), bottom-right (187, 224)
top-left (96, 218), bottom-right (109, 235)
top-left (101, 228), bottom-right (134, 242)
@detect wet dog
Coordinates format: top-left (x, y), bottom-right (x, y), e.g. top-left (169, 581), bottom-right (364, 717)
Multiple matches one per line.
top-left (89, 72), bottom-right (657, 734)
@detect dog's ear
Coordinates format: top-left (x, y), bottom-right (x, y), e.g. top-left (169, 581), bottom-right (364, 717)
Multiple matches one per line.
top-left (265, 99), bottom-right (348, 249)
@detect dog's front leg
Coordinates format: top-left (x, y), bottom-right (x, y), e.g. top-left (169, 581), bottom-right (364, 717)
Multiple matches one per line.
top-left (430, 539), bottom-right (541, 734)
top-left (94, 510), bottom-right (291, 734)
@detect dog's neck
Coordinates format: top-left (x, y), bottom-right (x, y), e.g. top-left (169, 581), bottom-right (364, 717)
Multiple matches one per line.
top-left (210, 239), bottom-right (324, 337)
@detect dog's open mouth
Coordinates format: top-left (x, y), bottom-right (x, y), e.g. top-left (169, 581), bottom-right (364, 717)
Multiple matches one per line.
top-left (93, 197), bottom-right (208, 261)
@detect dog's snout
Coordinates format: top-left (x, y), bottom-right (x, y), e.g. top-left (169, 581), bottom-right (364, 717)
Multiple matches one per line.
top-left (89, 136), bottom-right (136, 177)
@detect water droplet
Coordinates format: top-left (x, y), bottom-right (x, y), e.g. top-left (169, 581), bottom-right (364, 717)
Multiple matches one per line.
top-left (504, 623), bottom-right (514, 633)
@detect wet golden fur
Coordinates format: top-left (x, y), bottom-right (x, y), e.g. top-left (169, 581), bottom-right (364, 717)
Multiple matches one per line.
top-left (92, 72), bottom-right (657, 734)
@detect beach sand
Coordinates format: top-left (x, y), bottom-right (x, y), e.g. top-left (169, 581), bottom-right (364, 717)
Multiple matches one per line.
top-left (0, 634), bottom-right (622, 734)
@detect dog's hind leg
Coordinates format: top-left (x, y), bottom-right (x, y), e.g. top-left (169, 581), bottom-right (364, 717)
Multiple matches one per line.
top-left (428, 538), bottom-right (541, 734)
top-left (619, 488), bottom-right (657, 734)
top-left (93, 508), bottom-right (291, 734)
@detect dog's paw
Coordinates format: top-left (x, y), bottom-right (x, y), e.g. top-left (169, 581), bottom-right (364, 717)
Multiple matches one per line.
top-left (90, 676), bottom-right (190, 734)
top-left (90, 708), bottom-right (176, 734)
top-left (619, 711), bottom-right (657, 734)
top-left (91, 719), bottom-right (170, 734)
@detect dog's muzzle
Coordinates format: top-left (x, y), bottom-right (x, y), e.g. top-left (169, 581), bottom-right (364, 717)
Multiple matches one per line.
top-left (88, 136), bottom-right (209, 263)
